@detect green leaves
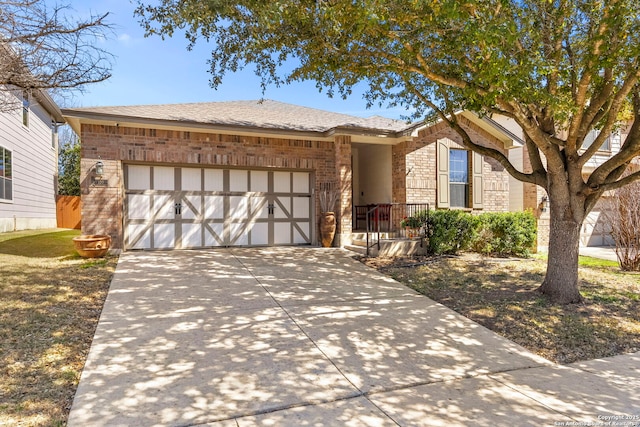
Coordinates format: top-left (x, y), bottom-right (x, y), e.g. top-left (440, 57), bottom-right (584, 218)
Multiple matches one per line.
top-left (58, 134), bottom-right (80, 196)
top-left (135, 0), bottom-right (640, 156)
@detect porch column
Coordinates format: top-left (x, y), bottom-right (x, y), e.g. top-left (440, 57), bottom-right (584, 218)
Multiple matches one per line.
top-left (334, 135), bottom-right (352, 246)
top-left (392, 142), bottom-right (408, 204)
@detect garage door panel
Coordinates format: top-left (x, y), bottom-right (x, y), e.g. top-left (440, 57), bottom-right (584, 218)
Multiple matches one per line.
top-left (128, 194), bottom-right (150, 220)
top-left (127, 224), bottom-right (151, 249)
top-left (154, 195), bottom-right (174, 219)
top-left (153, 223), bottom-right (174, 248)
top-left (204, 169), bottom-right (224, 191)
top-left (274, 172), bottom-right (291, 193)
top-left (251, 197), bottom-right (268, 219)
top-left (204, 224), bottom-right (224, 247)
top-left (229, 222), bottom-right (249, 246)
top-left (230, 170), bottom-right (248, 192)
top-left (204, 196), bottom-right (224, 219)
top-left (182, 223), bottom-right (202, 248)
top-left (294, 223), bottom-right (310, 244)
top-left (274, 197), bottom-right (291, 219)
top-left (230, 196), bottom-right (249, 219)
top-left (182, 195), bottom-right (201, 220)
top-left (293, 172), bottom-right (309, 193)
top-left (293, 197), bottom-right (310, 218)
top-left (251, 171), bottom-right (269, 192)
top-left (250, 223), bottom-right (268, 245)
top-left (182, 168), bottom-right (202, 191)
top-left (274, 223), bottom-right (291, 245)
top-left (128, 166), bottom-right (151, 190)
top-left (154, 167), bottom-right (175, 190)
top-left (125, 165), bottom-right (313, 250)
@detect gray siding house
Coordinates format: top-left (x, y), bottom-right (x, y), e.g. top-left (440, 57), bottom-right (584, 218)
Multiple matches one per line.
top-left (0, 87), bottom-right (64, 232)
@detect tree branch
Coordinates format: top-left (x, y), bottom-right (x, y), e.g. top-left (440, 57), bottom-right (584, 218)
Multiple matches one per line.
top-left (0, 0), bottom-right (113, 104)
top-left (593, 168), bottom-right (640, 192)
top-left (404, 81), bottom-right (540, 185)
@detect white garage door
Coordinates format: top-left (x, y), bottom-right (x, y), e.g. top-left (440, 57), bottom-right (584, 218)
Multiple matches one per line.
top-left (124, 165), bottom-right (313, 250)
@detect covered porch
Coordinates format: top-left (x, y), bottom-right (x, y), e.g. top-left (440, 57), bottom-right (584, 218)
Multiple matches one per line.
top-left (349, 141), bottom-right (430, 255)
top-left (351, 202), bottom-right (431, 257)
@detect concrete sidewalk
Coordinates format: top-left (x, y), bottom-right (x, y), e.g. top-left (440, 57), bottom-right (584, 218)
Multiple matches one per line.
top-left (68, 248), bottom-right (639, 426)
top-left (579, 245), bottom-right (618, 262)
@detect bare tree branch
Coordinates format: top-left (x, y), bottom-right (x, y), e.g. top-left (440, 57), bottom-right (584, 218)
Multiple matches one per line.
top-left (590, 167), bottom-right (640, 192)
top-left (0, 0), bottom-right (114, 110)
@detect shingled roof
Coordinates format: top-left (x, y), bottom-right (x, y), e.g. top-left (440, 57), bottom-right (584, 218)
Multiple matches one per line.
top-left (62, 99), bottom-right (413, 135)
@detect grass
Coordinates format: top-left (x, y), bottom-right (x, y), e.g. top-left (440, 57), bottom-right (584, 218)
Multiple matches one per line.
top-left (0, 229), bottom-right (81, 258)
top-left (362, 252), bottom-right (640, 364)
top-left (0, 229), bottom-right (117, 427)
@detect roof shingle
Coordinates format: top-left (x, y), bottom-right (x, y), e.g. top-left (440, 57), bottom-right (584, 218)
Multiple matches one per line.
top-left (64, 99), bottom-right (412, 134)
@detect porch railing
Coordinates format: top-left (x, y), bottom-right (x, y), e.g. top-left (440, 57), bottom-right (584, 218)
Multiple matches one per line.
top-left (355, 203), bottom-right (430, 255)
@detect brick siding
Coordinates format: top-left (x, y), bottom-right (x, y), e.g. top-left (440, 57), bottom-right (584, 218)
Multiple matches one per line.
top-left (80, 124), bottom-right (345, 248)
top-left (393, 119), bottom-right (511, 212)
top-left (80, 117), bottom-right (523, 250)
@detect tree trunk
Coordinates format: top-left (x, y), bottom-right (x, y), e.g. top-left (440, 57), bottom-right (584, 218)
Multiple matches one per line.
top-left (538, 209), bottom-right (584, 304)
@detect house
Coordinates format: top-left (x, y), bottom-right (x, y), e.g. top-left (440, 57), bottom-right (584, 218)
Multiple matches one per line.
top-left (0, 87), bottom-right (64, 232)
top-left (492, 115), bottom-right (640, 248)
top-left (62, 100), bottom-right (530, 251)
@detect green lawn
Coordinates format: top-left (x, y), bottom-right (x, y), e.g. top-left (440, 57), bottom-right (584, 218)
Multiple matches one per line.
top-left (0, 229), bottom-right (81, 258)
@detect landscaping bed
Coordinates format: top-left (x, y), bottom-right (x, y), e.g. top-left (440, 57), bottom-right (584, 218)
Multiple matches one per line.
top-left (360, 252), bottom-right (640, 364)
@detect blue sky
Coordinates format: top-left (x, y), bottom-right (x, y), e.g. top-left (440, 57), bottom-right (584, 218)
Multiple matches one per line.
top-left (63, 0), bottom-right (409, 119)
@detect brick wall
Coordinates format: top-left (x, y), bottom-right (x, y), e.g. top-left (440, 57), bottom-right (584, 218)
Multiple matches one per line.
top-left (334, 135), bottom-right (352, 246)
top-left (522, 144), bottom-right (550, 250)
top-left (394, 119), bottom-right (511, 212)
top-left (80, 124), bottom-right (344, 249)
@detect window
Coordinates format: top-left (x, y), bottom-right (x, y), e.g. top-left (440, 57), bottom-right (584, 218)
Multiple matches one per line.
top-left (0, 147), bottom-right (13, 201)
top-left (22, 91), bottom-right (29, 127)
top-left (582, 129), bottom-right (611, 151)
top-left (52, 121), bottom-right (58, 149)
top-left (450, 149), bottom-right (469, 208)
top-left (437, 138), bottom-right (483, 209)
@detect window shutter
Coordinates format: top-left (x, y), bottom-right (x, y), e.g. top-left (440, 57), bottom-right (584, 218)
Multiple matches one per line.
top-left (472, 151), bottom-right (484, 209)
top-left (437, 139), bottom-right (450, 208)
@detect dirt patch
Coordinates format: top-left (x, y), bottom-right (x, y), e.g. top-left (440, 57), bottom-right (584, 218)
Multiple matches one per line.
top-left (358, 252), bottom-right (640, 364)
top-left (0, 233), bottom-right (117, 427)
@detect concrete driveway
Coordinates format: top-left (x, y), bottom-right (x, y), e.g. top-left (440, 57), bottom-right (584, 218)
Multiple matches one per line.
top-left (68, 248), bottom-right (640, 426)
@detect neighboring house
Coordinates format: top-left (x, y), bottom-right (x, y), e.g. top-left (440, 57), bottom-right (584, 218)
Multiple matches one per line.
top-left (0, 87), bottom-right (64, 232)
top-left (493, 115), bottom-right (639, 248)
top-left (62, 100), bottom-right (524, 251)
top-left (578, 127), bottom-right (638, 247)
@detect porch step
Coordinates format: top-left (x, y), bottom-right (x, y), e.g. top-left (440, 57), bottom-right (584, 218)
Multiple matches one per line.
top-left (352, 232), bottom-right (396, 241)
top-left (348, 237), bottom-right (427, 257)
top-left (344, 245), bottom-right (368, 256)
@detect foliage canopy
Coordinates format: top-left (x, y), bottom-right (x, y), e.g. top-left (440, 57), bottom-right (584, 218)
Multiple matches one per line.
top-left (136, 0), bottom-right (640, 200)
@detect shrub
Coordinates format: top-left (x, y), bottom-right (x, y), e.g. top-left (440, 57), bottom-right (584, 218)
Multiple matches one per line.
top-left (401, 210), bottom-right (429, 229)
top-left (603, 178), bottom-right (640, 271)
top-left (472, 211), bottom-right (537, 257)
top-left (425, 209), bottom-right (480, 255)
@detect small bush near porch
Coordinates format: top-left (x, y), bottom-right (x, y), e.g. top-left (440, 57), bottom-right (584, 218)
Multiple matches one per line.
top-left (410, 209), bottom-right (537, 257)
top-left (473, 211), bottom-right (537, 257)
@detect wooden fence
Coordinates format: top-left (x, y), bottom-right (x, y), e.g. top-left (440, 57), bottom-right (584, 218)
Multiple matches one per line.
top-left (56, 195), bottom-right (81, 229)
